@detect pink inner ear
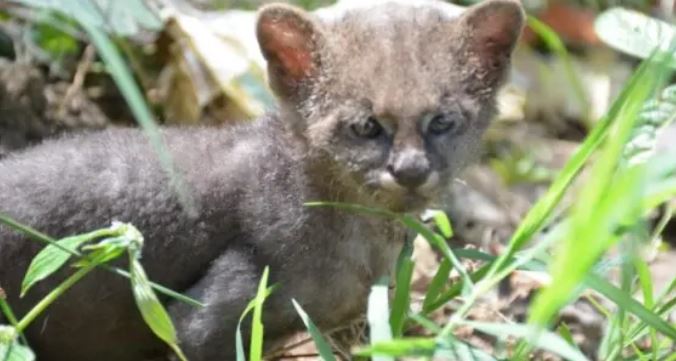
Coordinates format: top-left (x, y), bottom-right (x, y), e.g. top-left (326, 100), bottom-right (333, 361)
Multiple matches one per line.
top-left (465, 1), bottom-right (524, 59)
top-left (477, 12), bottom-right (521, 52)
top-left (258, 20), bottom-right (315, 81)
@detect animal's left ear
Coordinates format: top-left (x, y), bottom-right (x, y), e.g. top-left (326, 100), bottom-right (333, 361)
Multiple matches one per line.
top-left (256, 4), bottom-right (324, 101)
top-left (457, 0), bottom-right (525, 85)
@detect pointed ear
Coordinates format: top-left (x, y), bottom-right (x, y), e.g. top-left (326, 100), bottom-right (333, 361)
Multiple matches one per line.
top-left (457, 0), bottom-right (525, 86)
top-left (256, 4), bottom-right (323, 100)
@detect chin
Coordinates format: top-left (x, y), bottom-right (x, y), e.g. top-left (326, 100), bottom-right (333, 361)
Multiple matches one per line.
top-left (383, 191), bottom-right (432, 213)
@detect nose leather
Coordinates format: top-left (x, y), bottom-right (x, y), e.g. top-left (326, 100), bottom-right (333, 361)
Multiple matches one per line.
top-left (387, 148), bottom-right (430, 189)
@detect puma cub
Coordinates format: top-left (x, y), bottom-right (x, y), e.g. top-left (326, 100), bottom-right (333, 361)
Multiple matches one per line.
top-left (0, 0), bottom-right (524, 359)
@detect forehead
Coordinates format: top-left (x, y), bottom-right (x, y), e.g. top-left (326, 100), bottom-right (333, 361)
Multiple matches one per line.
top-left (319, 4), bottom-right (465, 115)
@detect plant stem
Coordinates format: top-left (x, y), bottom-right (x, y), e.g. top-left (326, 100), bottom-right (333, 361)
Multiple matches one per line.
top-left (16, 265), bottom-right (95, 332)
top-left (0, 214), bottom-right (202, 308)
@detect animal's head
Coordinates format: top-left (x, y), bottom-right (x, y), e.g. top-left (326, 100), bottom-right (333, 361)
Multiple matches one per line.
top-left (256, 0), bottom-right (524, 212)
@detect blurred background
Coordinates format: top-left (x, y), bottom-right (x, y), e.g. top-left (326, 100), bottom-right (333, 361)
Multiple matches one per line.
top-left (0, 0), bottom-right (674, 359)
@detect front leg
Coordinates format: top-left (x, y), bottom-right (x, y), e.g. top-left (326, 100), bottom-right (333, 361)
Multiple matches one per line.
top-left (168, 248), bottom-right (302, 360)
top-left (168, 248), bottom-right (259, 360)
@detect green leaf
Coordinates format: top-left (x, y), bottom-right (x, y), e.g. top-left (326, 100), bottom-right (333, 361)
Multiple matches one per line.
top-left (291, 299), bottom-right (336, 361)
top-left (17, 0), bottom-right (161, 36)
top-left (355, 337), bottom-right (437, 357)
top-left (130, 259), bottom-right (186, 361)
top-left (0, 340), bottom-right (34, 361)
top-left (401, 215), bottom-right (473, 297)
top-left (21, 228), bottom-right (116, 297)
top-left (529, 54), bottom-right (672, 327)
top-left (235, 285), bottom-right (276, 361)
top-left (423, 209), bottom-right (454, 238)
top-left (488, 55), bottom-right (662, 281)
top-left (433, 336), bottom-right (499, 361)
top-left (422, 258), bottom-right (451, 312)
top-left (557, 322), bottom-right (577, 347)
top-left (624, 84), bottom-right (676, 165)
top-left (368, 280), bottom-right (393, 361)
top-left (33, 20), bottom-right (79, 59)
top-left (464, 321), bottom-right (590, 361)
top-left (249, 266), bottom-right (270, 361)
top-left (585, 274), bottom-right (676, 341)
top-left (595, 8), bottom-right (676, 67)
top-left (0, 214), bottom-right (202, 307)
top-left (390, 257), bottom-right (414, 338)
top-left (0, 325), bottom-right (16, 345)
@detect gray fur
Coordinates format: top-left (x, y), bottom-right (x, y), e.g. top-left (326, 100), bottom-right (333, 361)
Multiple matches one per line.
top-left (0, 1), bottom-right (523, 360)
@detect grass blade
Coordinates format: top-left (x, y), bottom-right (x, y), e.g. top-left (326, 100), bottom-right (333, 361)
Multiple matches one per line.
top-left (291, 299), bottom-right (336, 361)
top-left (401, 215), bottom-right (473, 297)
top-left (585, 274), bottom-right (676, 341)
top-left (249, 266), bottom-right (270, 361)
top-left (529, 55), bottom-right (671, 327)
top-left (489, 55), bottom-right (657, 278)
top-left (423, 209), bottom-right (454, 238)
top-left (368, 279), bottom-right (394, 361)
top-left (390, 257), bottom-right (414, 338)
top-left (236, 285), bottom-right (276, 361)
top-left (79, 21), bottom-right (196, 216)
top-left (464, 321), bottom-right (590, 361)
top-left (355, 337), bottom-right (437, 357)
top-left (423, 259), bottom-right (451, 312)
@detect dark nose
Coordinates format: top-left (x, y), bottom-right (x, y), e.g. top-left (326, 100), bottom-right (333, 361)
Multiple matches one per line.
top-left (387, 149), bottom-right (431, 189)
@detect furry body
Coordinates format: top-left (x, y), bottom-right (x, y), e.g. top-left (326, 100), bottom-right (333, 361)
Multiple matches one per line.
top-left (0, 118), bottom-right (403, 360)
top-left (0, 1), bottom-right (523, 359)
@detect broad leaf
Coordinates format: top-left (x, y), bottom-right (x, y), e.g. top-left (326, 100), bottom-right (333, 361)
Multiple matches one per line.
top-left (21, 228), bottom-right (116, 296)
top-left (595, 8), bottom-right (676, 67)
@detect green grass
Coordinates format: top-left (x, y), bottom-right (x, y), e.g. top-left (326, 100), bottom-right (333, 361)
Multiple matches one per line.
top-left (2, 1), bottom-right (676, 360)
top-left (304, 51), bottom-right (676, 360)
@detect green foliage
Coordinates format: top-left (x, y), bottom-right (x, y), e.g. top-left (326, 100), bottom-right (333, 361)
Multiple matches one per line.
top-left (4, 1), bottom-right (676, 360)
top-left (624, 84), bottom-right (676, 164)
top-left (291, 300), bottom-right (336, 361)
top-left (249, 266), bottom-right (270, 361)
top-left (235, 282), bottom-right (276, 361)
top-left (465, 321), bottom-right (589, 361)
top-left (0, 219), bottom-right (191, 361)
top-left (0, 330), bottom-right (34, 361)
top-left (235, 267), bottom-right (274, 361)
top-left (367, 280), bottom-right (394, 361)
top-left (389, 255), bottom-right (414, 338)
top-left (15, 0), bottom-right (195, 215)
top-left (32, 18), bottom-right (80, 60)
top-left (595, 7), bottom-right (676, 68)
top-left (16, 0), bottom-right (161, 36)
top-left (528, 54), bottom-right (671, 328)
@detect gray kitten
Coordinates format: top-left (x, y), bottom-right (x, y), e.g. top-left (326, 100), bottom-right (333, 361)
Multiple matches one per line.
top-left (0, 0), bottom-right (524, 360)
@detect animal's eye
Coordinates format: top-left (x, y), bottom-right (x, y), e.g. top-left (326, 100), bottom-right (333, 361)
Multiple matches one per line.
top-left (428, 113), bottom-right (461, 135)
top-left (351, 116), bottom-right (383, 139)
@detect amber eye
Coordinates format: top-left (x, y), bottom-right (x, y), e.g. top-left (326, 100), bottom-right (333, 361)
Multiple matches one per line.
top-left (351, 116), bottom-right (383, 139)
top-left (428, 113), bottom-right (461, 135)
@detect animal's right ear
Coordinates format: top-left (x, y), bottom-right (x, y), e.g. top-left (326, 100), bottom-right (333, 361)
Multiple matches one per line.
top-left (256, 4), bottom-right (324, 101)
